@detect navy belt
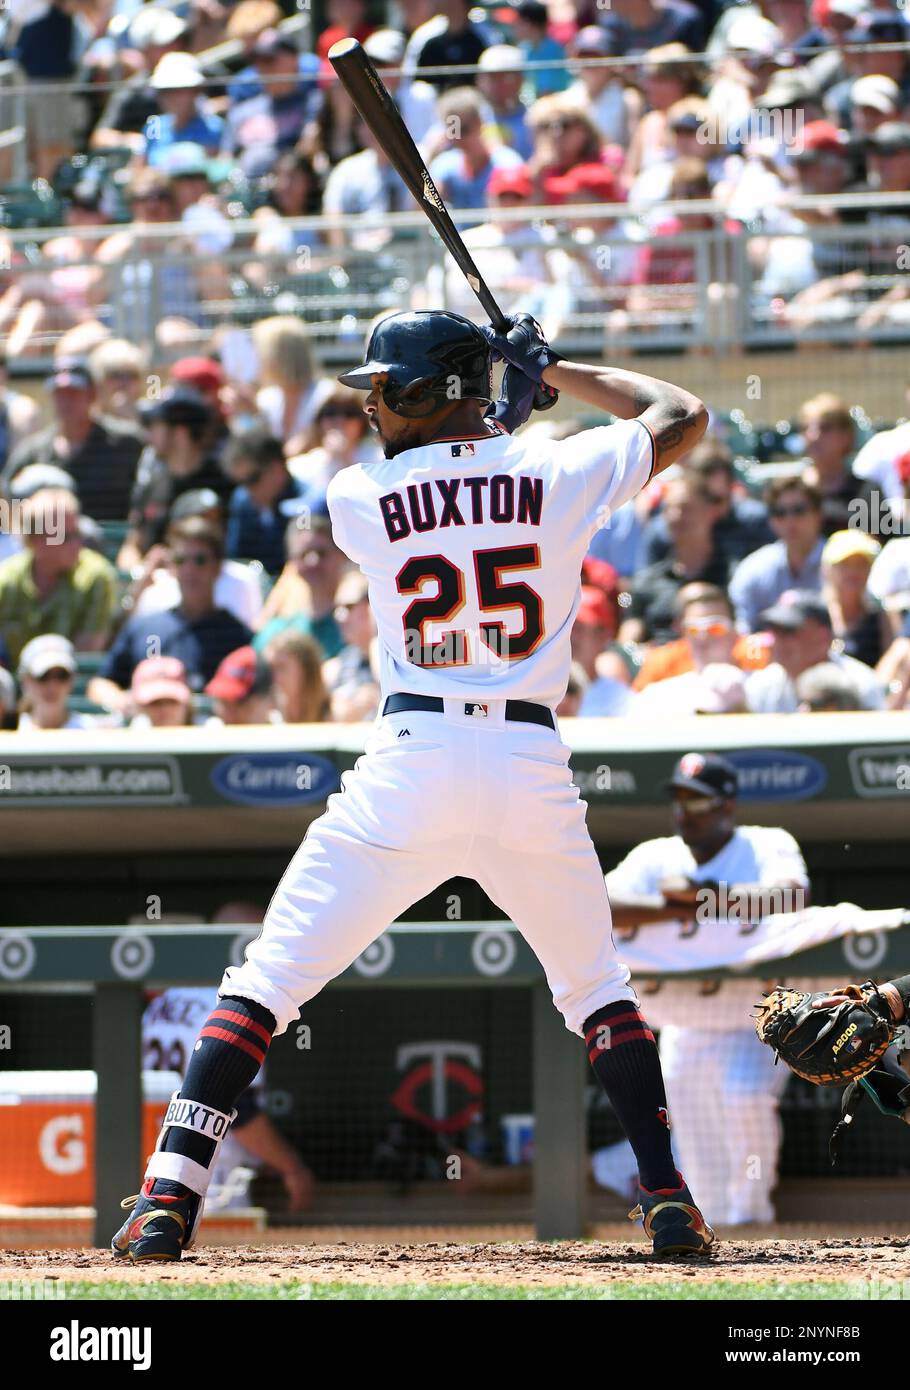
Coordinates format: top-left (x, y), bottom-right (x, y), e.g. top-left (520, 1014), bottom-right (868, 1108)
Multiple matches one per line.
top-left (383, 692), bottom-right (555, 730)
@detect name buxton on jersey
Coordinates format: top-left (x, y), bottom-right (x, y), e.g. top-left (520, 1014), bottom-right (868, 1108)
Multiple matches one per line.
top-left (379, 473), bottom-right (544, 542)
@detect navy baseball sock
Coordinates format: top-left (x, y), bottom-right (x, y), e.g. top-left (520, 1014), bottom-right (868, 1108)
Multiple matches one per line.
top-left (152, 995), bottom-right (276, 1197)
top-left (583, 1001), bottom-right (678, 1193)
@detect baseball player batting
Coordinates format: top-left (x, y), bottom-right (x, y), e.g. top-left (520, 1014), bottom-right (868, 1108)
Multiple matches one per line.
top-left (112, 309), bottom-right (714, 1261)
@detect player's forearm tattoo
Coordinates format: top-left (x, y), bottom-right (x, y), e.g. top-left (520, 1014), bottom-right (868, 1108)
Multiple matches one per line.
top-left (655, 418), bottom-right (687, 452)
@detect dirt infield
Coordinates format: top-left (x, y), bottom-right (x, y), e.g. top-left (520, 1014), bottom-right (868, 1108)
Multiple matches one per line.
top-left (3, 1235), bottom-right (910, 1290)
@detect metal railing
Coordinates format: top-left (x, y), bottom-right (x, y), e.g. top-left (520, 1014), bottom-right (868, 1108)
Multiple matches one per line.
top-left (1, 196), bottom-right (909, 365)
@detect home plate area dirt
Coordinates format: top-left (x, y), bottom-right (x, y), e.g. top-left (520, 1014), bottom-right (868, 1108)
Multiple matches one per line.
top-left (3, 1236), bottom-right (910, 1291)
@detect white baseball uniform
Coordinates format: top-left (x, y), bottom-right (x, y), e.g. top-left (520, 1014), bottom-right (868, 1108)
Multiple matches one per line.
top-left (605, 825), bottom-right (810, 1225)
top-left (144, 988), bottom-right (261, 1208)
top-left (221, 419), bottom-right (656, 1036)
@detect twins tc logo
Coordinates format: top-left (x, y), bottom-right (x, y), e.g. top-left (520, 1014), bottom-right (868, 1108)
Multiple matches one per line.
top-left (678, 753), bottom-right (706, 779)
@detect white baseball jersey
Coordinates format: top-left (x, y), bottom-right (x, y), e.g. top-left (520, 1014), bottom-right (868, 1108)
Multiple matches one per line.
top-left (223, 418), bottom-right (658, 1042)
top-left (605, 826), bottom-right (810, 1032)
top-left (326, 419), bottom-right (654, 706)
top-left (606, 826), bottom-right (809, 1225)
top-left (606, 825), bottom-right (809, 906)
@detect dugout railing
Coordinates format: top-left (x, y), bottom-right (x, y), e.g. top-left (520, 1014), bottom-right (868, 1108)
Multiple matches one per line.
top-left (4, 918), bottom-right (910, 1246)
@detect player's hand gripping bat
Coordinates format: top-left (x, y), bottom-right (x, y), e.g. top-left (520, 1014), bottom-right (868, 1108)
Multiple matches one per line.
top-left (328, 36), bottom-right (558, 413)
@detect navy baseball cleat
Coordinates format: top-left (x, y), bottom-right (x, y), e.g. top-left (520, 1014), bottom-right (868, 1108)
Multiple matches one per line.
top-left (111, 1178), bottom-right (201, 1262)
top-left (629, 1174), bottom-right (715, 1256)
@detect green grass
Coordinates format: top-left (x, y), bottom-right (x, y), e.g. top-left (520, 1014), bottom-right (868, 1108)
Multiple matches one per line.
top-left (56, 1279), bottom-right (871, 1301)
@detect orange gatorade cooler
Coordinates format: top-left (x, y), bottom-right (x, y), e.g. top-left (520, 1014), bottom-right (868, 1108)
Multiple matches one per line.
top-left (0, 1071), bottom-right (180, 1205)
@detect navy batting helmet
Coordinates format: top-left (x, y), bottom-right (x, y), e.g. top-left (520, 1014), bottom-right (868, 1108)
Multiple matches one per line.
top-left (337, 311), bottom-right (493, 418)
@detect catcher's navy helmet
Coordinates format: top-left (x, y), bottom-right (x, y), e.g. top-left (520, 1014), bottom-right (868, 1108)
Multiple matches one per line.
top-left (337, 311), bottom-right (493, 418)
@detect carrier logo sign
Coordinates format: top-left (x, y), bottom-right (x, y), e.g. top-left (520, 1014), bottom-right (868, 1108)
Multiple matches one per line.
top-left (848, 746), bottom-right (910, 798)
top-left (211, 753), bottom-right (339, 806)
top-left (727, 750), bottom-right (827, 801)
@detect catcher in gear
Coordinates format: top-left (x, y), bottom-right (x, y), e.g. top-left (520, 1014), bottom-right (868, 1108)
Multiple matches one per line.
top-left (755, 975), bottom-right (910, 1160)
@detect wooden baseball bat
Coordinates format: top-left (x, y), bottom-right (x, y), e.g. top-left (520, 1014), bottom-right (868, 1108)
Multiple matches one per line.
top-left (328, 37), bottom-right (557, 410)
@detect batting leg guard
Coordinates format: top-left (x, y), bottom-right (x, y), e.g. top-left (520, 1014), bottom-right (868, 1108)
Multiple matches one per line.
top-left (142, 1094), bottom-right (238, 1248)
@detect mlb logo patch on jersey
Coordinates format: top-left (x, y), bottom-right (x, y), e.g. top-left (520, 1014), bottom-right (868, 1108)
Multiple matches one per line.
top-left (465, 703), bottom-right (489, 718)
top-left (451, 442), bottom-right (476, 458)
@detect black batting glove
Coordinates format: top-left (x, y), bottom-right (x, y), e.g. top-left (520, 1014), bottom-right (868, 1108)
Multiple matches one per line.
top-left (482, 312), bottom-right (563, 387)
top-left (485, 363), bottom-right (538, 433)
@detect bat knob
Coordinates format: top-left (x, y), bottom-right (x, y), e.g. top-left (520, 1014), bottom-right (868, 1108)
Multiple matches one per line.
top-left (533, 383), bottom-right (560, 412)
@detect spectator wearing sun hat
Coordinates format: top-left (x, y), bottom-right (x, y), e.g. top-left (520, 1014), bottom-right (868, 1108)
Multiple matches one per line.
top-left (93, 7), bottom-right (192, 149)
top-left (16, 634), bottom-right (89, 731)
top-left (144, 52), bottom-right (225, 166)
top-left (476, 45), bottom-right (533, 161)
top-left (205, 645), bottom-right (279, 725)
top-left (848, 74), bottom-right (902, 139)
top-left (129, 655), bottom-right (194, 728)
top-left (820, 529), bottom-right (888, 668)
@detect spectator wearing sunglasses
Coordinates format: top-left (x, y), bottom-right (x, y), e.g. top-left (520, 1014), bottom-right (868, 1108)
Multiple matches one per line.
top-left (633, 582), bottom-right (771, 691)
top-left (632, 593), bottom-right (745, 715)
top-left (526, 94), bottom-right (607, 192)
top-left (89, 518), bottom-right (252, 714)
top-left (287, 385), bottom-right (380, 496)
top-left (223, 427), bottom-right (307, 577)
top-left (127, 489), bottom-right (263, 632)
top-left (728, 477), bottom-right (825, 633)
top-left (16, 634), bottom-right (90, 731)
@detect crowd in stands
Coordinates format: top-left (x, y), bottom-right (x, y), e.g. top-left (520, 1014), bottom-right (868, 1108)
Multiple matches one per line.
top-left (0, 1), bottom-right (908, 729)
top-left (0, 0), bottom-right (910, 349)
top-left (0, 323), bottom-right (908, 729)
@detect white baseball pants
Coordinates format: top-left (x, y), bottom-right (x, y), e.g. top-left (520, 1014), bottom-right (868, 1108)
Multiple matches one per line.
top-left (221, 701), bottom-right (636, 1036)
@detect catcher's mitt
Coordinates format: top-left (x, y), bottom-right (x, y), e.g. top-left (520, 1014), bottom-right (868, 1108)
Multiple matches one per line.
top-left (754, 983), bottom-right (898, 1085)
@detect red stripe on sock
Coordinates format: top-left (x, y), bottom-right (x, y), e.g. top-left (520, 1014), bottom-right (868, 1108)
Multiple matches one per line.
top-left (209, 1009), bottom-right (272, 1047)
top-left (584, 1011), bottom-right (647, 1044)
top-left (199, 1025), bottom-right (267, 1065)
